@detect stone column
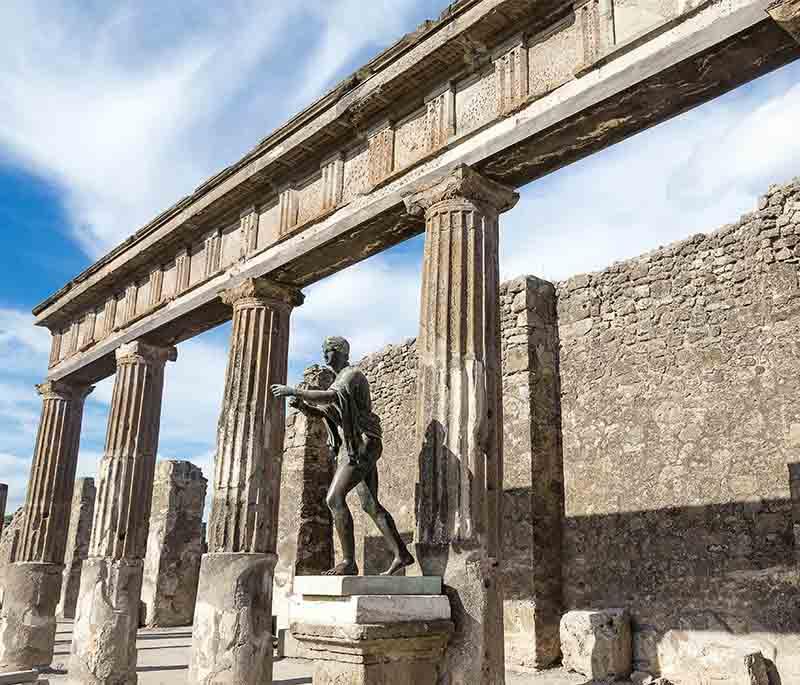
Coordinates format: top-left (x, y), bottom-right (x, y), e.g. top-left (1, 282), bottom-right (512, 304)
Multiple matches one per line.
top-left (68, 342), bottom-right (176, 685)
top-left (141, 461), bottom-right (207, 628)
top-left (57, 478), bottom-right (96, 620)
top-left (0, 484), bottom-right (7, 538)
top-left (189, 278), bottom-right (303, 685)
top-left (404, 165), bottom-right (519, 685)
top-left (0, 380), bottom-right (93, 672)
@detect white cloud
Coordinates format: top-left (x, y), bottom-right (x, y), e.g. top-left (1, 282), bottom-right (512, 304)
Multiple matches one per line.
top-left (0, 0), bottom-right (436, 258)
top-left (500, 63), bottom-right (800, 284)
top-left (291, 251), bottom-right (423, 367)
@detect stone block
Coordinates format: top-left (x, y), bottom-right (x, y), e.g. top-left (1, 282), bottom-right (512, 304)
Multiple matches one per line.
top-left (67, 557), bottom-right (143, 685)
top-left (289, 593), bottom-right (451, 626)
top-left (0, 563), bottom-right (62, 671)
top-left (291, 621), bottom-right (453, 685)
top-left (189, 552), bottom-right (276, 685)
top-left (141, 461), bottom-right (207, 628)
top-left (560, 609), bottom-right (632, 680)
top-left (293, 575), bottom-right (441, 596)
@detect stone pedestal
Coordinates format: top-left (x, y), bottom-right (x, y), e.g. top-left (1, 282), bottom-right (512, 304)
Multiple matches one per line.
top-left (57, 478), bottom-right (95, 620)
top-left (189, 279), bottom-right (303, 685)
top-left (141, 461), bottom-right (207, 628)
top-left (67, 558), bottom-right (143, 685)
top-left (289, 576), bottom-right (452, 685)
top-left (189, 553), bottom-right (276, 685)
top-left (0, 381), bottom-right (92, 672)
top-left (404, 165), bottom-right (519, 684)
top-left (68, 342), bottom-right (176, 684)
top-left (0, 563), bottom-right (62, 670)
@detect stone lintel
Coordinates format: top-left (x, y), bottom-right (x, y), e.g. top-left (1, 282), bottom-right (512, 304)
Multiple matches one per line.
top-left (768, 0), bottom-right (800, 43)
top-left (115, 341), bottom-right (178, 365)
top-left (403, 165), bottom-right (520, 217)
top-left (293, 575), bottom-right (442, 597)
top-left (219, 278), bottom-right (305, 309)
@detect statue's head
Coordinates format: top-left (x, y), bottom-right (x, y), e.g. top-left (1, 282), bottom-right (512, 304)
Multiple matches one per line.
top-left (323, 336), bottom-right (350, 368)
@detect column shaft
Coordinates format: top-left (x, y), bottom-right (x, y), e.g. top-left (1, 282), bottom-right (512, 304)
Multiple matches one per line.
top-left (68, 342), bottom-right (176, 685)
top-left (0, 380), bottom-right (92, 671)
top-left (404, 165), bottom-right (518, 685)
top-left (190, 278), bottom-right (302, 685)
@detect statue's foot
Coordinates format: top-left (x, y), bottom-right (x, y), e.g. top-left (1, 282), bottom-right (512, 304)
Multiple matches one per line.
top-left (381, 550), bottom-right (415, 577)
top-left (323, 561), bottom-right (359, 576)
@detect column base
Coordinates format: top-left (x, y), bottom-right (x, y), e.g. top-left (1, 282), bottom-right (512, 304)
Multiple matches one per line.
top-left (0, 562), bottom-right (63, 671)
top-left (292, 621), bottom-right (453, 685)
top-left (56, 563), bottom-right (83, 620)
top-left (415, 543), bottom-right (505, 685)
top-left (189, 553), bottom-right (276, 685)
top-left (67, 557), bottom-right (143, 685)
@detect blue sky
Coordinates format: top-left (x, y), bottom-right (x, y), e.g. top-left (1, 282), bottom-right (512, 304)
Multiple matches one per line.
top-left (1, 0), bottom-right (799, 515)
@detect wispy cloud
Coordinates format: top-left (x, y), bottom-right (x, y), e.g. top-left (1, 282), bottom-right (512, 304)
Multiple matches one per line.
top-left (0, 0), bottom-right (438, 259)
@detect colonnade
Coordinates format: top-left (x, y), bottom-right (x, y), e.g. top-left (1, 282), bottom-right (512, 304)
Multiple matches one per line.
top-left (0, 165), bottom-right (518, 684)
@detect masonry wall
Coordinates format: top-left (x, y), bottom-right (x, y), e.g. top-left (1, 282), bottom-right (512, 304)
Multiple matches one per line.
top-left (556, 179), bottom-right (800, 682)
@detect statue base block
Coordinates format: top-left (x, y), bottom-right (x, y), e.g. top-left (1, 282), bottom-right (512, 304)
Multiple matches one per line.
top-left (289, 577), bottom-right (452, 685)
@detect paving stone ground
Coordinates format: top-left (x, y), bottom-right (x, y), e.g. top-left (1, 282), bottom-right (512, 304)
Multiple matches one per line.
top-left (43, 621), bottom-right (601, 685)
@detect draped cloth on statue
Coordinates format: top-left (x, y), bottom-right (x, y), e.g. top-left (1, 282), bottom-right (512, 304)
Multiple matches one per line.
top-left (316, 366), bottom-right (383, 468)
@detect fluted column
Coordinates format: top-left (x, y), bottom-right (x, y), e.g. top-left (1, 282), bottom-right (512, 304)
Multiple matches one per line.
top-left (190, 278), bottom-right (303, 685)
top-left (68, 342), bottom-right (176, 685)
top-left (0, 380), bottom-right (92, 672)
top-left (404, 165), bottom-right (519, 685)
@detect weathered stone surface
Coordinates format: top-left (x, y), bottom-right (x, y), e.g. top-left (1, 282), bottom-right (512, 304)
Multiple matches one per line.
top-left (768, 0), bottom-right (800, 44)
top-left (56, 478), bottom-right (95, 620)
top-left (291, 621), bottom-right (453, 685)
top-left (0, 381), bottom-right (92, 671)
top-left (69, 342), bottom-right (176, 684)
top-left (273, 364), bottom-right (335, 628)
top-left (141, 461), bottom-right (207, 628)
top-left (66, 558), bottom-right (143, 685)
top-left (404, 166), bottom-right (518, 684)
top-left (191, 278), bottom-right (301, 684)
top-left (0, 508), bottom-right (23, 609)
top-left (0, 563), bottom-right (62, 671)
top-left (560, 609), bottom-right (632, 680)
top-left (189, 553), bottom-right (276, 685)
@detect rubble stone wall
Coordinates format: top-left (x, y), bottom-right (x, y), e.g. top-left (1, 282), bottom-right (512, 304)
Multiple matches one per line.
top-left (557, 179), bottom-right (800, 682)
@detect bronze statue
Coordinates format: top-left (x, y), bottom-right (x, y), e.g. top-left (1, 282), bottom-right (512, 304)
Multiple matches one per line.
top-left (271, 336), bottom-right (415, 576)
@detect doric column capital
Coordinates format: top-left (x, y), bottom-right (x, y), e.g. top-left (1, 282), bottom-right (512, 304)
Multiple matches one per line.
top-left (115, 341), bottom-right (178, 366)
top-left (768, 0), bottom-right (800, 43)
top-left (220, 278), bottom-right (305, 310)
top-left (403, 165), bottom-right (519, 217)
top-left (36, 380), bottom-right (94, 403)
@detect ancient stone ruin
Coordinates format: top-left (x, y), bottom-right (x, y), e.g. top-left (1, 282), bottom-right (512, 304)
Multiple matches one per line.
top-left (2, 0), bottom-right (800, 683)
top-left (141, 461), bottom-right (207, 628)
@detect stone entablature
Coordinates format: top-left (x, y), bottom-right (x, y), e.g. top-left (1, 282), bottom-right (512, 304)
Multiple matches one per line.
top-left (34, 0), bottom-right (796, 386)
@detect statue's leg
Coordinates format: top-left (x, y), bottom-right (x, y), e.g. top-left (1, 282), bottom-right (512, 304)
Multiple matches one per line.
top-left (356, 467), bottom-right (415, 576)
top-left (324, 460), bottom-right (364, 576)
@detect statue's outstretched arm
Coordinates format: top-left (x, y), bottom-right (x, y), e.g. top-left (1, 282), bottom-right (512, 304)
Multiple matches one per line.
top-left (270, 384), bottom-right (336, 407)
